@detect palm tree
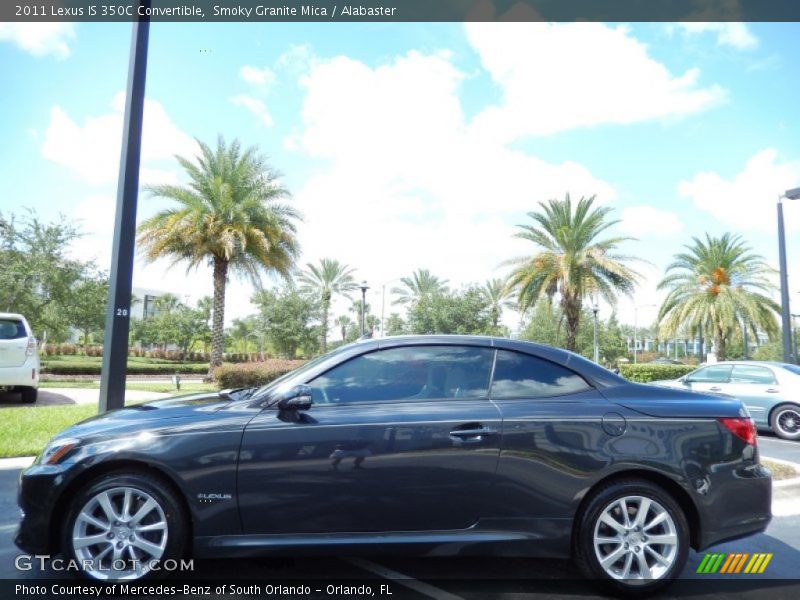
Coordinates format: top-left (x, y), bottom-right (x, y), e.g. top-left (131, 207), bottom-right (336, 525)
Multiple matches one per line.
top-left (334, 315), bottom-right (351, 342)
top-left (481, 278), bottom-right (515, 329)
top-left (137, 136), bottom-right (300, 378)
top-left (298, 258), bottom-right (357, 352)
top-left (506, 195), bottom-right (639, 352)
top-left (657, 233), bottom-right (779, 361)
top-left (391, 269), bottom-right (449, 305)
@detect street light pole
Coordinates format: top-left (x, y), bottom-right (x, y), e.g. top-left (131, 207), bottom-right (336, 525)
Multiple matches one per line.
top-left (633, 304), bottom-right (656, 364)
top-left (778, 188), bottom-right (800, 363)
top-left (592, 299), bottom-right (599, 363)
top-left (99, 1), bottom-right (151, 413)
top-left (359, 281), bottom-right (369, 336)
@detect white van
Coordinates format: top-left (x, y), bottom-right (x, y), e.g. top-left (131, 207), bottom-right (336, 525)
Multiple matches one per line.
top-left (0, 313), bottom-right (39, 403)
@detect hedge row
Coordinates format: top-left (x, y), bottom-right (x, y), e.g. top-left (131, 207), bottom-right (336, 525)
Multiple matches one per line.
top-left (41, 362), bottom-right (210, 375)
top-left (213, 360), bottom-right (307, 389)
top-left (619, 364), bottom-right (695, 383)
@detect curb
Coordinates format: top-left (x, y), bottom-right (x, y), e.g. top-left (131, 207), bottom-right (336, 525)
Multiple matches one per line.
top-left (0, 456), bottom-right (35, 469)
top-left (762, 455), bottom-right (800, 511)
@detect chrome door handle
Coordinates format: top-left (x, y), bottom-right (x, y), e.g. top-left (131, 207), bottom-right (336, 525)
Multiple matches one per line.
top-left (449, 427), bottom-right (497, 438)
top-left (709, 386), bottom-right (722, 392)
top-left (766, 388), bottom-right (780, 393)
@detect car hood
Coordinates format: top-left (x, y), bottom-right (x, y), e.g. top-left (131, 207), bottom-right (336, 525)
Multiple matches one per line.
top-left (602, 383), bottom-right (747, 418)
top-left (55, 391), bottom-right (238, 441)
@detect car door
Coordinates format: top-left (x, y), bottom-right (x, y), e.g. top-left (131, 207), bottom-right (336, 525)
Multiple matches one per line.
top-left (725, 364), bottom-right (780, 427)
top-left (683, 364), bottom-right (733, 394)
top-left (489, 349), bottom-right (619, 520)
top-left (237, 344), bottom-right (503, 535)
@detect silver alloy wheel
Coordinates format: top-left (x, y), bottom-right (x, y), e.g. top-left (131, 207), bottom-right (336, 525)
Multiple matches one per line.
top-left (593, 495), bottom-right (678, 583)
top-left (71, 486), bottom-right (168, 580)
top-left (775, 408), bottom-right (800, 437)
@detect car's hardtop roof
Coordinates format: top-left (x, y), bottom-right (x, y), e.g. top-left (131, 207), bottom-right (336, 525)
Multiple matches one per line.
top-left (342, 334), bottom-right (625, 388)
top-left (0, 312), bottom-right (26, 320)
top-left (701, 360), bottom-right (793, 368)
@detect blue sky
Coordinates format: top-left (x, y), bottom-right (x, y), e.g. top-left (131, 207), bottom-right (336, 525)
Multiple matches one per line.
top-left (1, 21), bottom-right (800, 329)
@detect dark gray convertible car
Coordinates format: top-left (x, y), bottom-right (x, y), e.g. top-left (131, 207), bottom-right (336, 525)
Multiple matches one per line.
top-left (16, 335), bottom-right (771, 594)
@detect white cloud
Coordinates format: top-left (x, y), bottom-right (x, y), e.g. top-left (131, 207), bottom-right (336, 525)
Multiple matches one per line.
top-left (0, 23), bottom-right (75, 59)
top-left (276, 43), bottom-right (314, 75)
top-left (230, 95), bottom-right (273, 127)
top-left (288, 48), bottom-right (617, 311)
top-left (465, 23), bottom-right (725, 142)
top-left (41, 92), bottom-right (198, 186)
top-left (678, 149), bottom-right (800, 232)
top-left (239, 65), bottom-right (276, 87)
top-left (618, 205), bottom-right (684, 237)
top-left (676, 23), bottom-right (758, 51)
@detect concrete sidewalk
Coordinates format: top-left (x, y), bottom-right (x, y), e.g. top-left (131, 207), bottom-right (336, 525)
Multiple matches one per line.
top-left (0, 388), bottom-right (170, 408)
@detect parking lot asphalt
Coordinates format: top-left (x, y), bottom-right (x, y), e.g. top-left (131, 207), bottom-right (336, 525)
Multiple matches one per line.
top-left (1, 458), bottom-right (799, 599)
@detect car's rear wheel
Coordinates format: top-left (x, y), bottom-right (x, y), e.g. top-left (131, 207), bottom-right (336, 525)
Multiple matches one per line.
top-left (19, 386), bottom-right (37, 404)
top-left (62, 471), bottom-right (187, 581)
top-left (770, 404), bottom-right (800, 441)
top-left (574, 479), bottom-right (689, 595)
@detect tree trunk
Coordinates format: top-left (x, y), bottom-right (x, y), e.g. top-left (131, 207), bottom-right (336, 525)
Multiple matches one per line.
top-left (208, 256), bottom-right (228, 380)
top-left (716, 325), bottom-right (727, 361)
top-left (320, 291), bottom-right (330, 353)
top-left (562, 297), bottom-right (581, 352)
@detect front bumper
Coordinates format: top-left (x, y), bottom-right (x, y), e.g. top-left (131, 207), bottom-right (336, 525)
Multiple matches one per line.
top-left (14, 462), bottom-right (69, 555)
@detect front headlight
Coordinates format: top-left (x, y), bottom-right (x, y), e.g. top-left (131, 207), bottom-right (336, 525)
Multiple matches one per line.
top-left (37, 437), bottom-right (80, 465)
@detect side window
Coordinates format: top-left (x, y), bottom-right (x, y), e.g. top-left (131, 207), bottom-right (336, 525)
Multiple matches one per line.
top-left (731, 365), bottom-right (776, 385)
top-left (490, 350), bottom-right (591, 399)
top-left (308, 346), bottom-right (495, 405)
top-left (687, 365), bottom-right (732, 383)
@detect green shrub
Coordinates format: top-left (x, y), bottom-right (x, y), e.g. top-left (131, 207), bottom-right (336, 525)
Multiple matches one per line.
top-left (41, 361), bottom-right (209, 375)
top-left (213, 360), bottom-right (306, 389)
top-left (619, 364), bottom-right (695, 383)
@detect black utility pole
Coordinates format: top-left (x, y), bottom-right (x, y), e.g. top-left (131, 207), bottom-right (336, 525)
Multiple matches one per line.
top-left (99, 3), bottom-right (151, 412)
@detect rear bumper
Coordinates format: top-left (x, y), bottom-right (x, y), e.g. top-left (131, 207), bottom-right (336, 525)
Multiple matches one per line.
top-left (0, 358), bottom-right (40, 388)
top-left (696, 462), bottom-right (772, 550)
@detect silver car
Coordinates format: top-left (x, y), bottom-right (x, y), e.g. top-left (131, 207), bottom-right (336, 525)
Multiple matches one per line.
top-left (651, 361), bottom-right (800, 440)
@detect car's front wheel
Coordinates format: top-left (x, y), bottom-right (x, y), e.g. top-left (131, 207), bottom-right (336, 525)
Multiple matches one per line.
top-left (770, 403), bottom-right (800, 441)
top-left (574, 479), bottom-right (689, 595)
top-left (62, 470), bottom-right (188, 581)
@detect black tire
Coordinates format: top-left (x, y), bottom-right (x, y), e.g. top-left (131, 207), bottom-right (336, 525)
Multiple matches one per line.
top-left (19, 387), bottom-right (37, 404)
top-left (769, 403), bottom-right (800, 441)
top-left (62, 470), bottom-right (188, 581)
top-left (573, 479), bottom-right (690, 597)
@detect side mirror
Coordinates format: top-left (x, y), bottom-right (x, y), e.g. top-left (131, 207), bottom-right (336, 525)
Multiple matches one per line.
top-left (680, 376), bottom-right (690, 385)
top-left (276, 384), bottom-right (313, 411)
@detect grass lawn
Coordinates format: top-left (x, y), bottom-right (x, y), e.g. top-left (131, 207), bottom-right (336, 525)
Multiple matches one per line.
top-left (0, 404), bottom-right (97, 458)
top-left (762, 458), bottom-right (799, 481)
top-left (39, 380), bottom-right (217, 394)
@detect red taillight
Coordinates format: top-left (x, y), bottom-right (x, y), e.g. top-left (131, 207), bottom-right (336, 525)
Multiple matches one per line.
top-left (718, 417), bottom-right (757, 446)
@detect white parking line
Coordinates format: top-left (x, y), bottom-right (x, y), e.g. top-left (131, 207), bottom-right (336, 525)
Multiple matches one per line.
top-left (345, 557), bottom-right (464, 600)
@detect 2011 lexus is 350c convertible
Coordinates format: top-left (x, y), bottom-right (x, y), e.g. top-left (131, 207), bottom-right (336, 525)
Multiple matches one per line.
top-left (16, 336), bottom-right (771, 594)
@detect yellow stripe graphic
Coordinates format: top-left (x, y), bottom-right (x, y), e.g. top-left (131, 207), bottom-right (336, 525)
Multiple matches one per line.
top-left (744, 554), bottom-right (760, 573)
top-left (758, 554), bottom-right (773, 573)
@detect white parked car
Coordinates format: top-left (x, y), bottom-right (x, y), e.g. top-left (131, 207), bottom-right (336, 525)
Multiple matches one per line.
top-left (0, 313), bottom-right (39, 403)
top-left (650, 360), bottom-right (800, 440)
